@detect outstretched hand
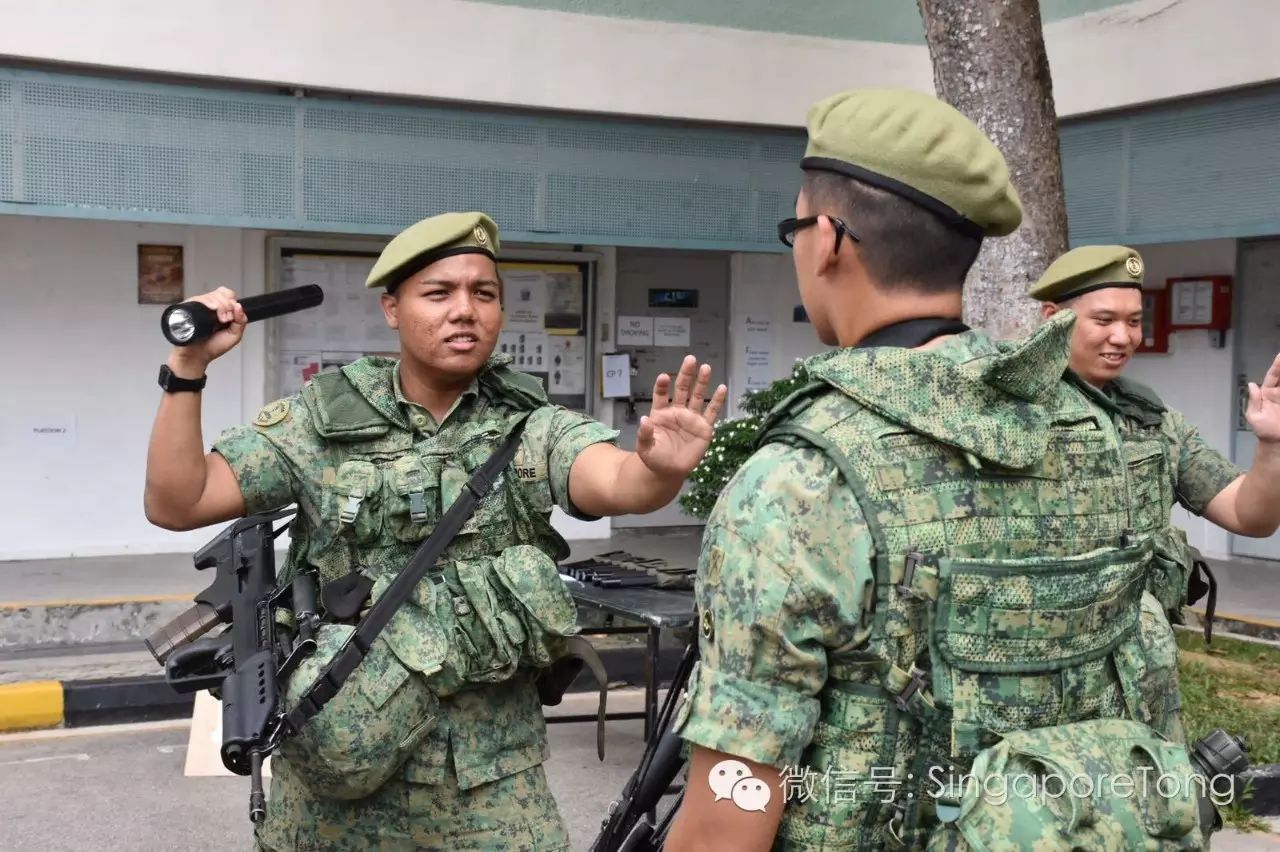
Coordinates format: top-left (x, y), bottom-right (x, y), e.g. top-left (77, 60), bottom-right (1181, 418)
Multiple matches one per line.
top-left (636, 355), bottom-right (728, 481)
top-left (1246, 352), bottom-right (1280, 444)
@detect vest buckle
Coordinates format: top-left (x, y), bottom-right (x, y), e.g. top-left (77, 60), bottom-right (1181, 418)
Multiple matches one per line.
top-left (408, 491), bottom-right (428, 522)
top-left (892, 665), bottom-right (929, 713)
top-left (896, 552), bottom-right (924, 599)
top-left (339, 491), bottom-right (363, 525)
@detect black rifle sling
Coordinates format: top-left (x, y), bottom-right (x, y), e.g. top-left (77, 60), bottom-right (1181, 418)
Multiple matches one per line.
top-left (285, 413), bottom-right (532, 734)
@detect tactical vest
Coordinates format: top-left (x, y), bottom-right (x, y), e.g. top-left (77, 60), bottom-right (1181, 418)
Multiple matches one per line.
top-left (758, 322), bottom-right (1197, 850)
top-left (1103, 376), bottom-right (1200, 621)
top-left (274, 358), bottom-right (581, 799)
top-left (1075, 375), bottom-right (1195, 743)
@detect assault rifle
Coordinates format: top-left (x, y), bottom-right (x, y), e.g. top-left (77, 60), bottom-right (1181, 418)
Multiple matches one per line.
top-left (144, 508), bottom-right (319, 823)
top-left (590, 641), bottom-right (698, 852)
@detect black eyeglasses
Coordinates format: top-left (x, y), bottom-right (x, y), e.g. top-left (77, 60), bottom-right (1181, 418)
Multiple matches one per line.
top-left (777, 215), bottom-right (859, 250)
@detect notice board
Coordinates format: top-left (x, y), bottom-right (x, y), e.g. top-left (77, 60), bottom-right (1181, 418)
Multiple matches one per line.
top-left (269, 248), bottom-right (593, 412)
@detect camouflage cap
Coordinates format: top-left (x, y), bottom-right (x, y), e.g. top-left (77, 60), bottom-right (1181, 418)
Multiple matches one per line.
top-left (802, 88), bottom-right (1022, 238)
top-left (1029, 245), bottom-right (1144, 302)
top-left (365, 211), bottom-right (500, 291)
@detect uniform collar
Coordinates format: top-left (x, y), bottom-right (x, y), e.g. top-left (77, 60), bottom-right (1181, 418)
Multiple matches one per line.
top-left (392, 360), bottom-right (486, 434)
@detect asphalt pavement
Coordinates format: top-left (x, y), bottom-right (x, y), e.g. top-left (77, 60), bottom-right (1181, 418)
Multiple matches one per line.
top-left (3, 718), bottom-right (1278, 851)
top-left (0, 718), bottom-right (656, 852)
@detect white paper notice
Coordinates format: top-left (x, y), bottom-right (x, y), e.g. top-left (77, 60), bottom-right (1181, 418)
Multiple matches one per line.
top-left (744, 345), bottom-right (775, 390)
top-left (738, 313), bottom-right (776, 390)
top-left (616, 316), bottom-right (654, 346)
top-left (505, 272), bottom-right (548, 332)
top-left (653, 317), bottom-right (691, 348)
top-left (1172, 279), bottom-right (1213, 325)
top-left (738, 314), bottom-right (773, 343)
top-left (549, 336), bottom-right (587, 394)
top-left (601, 353), bottom-right (632, 398)
top-left (499, 330), bottom-right (551, 372)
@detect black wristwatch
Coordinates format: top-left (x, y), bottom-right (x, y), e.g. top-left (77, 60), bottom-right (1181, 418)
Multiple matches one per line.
top-left (158, 363), bottom-right (207, 393)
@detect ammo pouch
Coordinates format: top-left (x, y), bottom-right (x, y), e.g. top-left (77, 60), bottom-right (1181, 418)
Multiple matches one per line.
top-left (927, 718), bottom-right (1206, 851)
top-left (277, 411), bottom-right (591, 798)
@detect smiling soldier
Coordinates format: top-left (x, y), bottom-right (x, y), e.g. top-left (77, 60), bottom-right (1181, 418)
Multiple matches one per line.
top-left (1031, 245), bottom-right (1280, 742)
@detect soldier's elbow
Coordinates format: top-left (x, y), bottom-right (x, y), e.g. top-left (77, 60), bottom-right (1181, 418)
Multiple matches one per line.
top-left (143, 492), bottom-right (195, 531)
top-left (1242, 519), bottom-right (1280, 538)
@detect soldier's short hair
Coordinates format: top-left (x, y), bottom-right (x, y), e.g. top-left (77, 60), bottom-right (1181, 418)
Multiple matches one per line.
top-left (802, 169), bottom-right (983, 295)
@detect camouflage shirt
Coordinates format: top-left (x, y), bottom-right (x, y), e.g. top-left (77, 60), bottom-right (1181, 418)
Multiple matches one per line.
top-left (1104, 378), bottom-right (1241, 517)
top-left (676, 438), bottom-right (867, 768)
top-left (214, 354), bottom-right (617, 790)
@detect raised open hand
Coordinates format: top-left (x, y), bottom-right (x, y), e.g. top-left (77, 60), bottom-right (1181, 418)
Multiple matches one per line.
top-left (636, 355), bottom-right (728, 480)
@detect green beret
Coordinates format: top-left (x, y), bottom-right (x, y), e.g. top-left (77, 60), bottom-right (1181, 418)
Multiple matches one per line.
top-left (1029, 245), bottom-right (1144, 302)
top-left (365, 211), bottom-right (500, 290)
top-left (803, 88), bottom-right (1022, 238)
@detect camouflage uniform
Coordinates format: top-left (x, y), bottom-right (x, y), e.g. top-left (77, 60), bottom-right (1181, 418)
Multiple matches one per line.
top-left (675, 314), bottom-right (1206, 849)
top-left (1029, 246), bottom-right (1244, 747)
top-left (1102, 376), bottom-right (1241, 615)
top-left (1088, 376), bottom-right (1242, 743)
top-left (215, 353), bottom-right (616, 851)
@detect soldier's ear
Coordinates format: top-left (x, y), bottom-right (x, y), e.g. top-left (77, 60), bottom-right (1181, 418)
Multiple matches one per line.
top-left (1040, 302), bottom-right (1061, 321)
top-left (381, 290), bottom-right (400, 330)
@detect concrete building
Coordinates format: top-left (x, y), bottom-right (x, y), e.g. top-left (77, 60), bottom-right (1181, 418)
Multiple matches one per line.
top-left (2, 0), bottom-right (1279, 561)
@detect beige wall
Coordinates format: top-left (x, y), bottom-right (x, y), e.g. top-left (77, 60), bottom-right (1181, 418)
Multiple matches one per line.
top-left (0, 0), bottom-right (1275, 128)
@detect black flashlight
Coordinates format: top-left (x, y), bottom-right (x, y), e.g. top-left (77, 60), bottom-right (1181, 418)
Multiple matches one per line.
top-left (161, 285), bottom-right (325, 346)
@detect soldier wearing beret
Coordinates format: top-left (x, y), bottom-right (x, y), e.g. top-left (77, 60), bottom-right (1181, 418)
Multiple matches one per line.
top-left (1032, 245), bottom-right (1280, 738)
top-left (666, 90), bottom-right (1228, 850)
top-left (144, 211), bottom-right (727, 850)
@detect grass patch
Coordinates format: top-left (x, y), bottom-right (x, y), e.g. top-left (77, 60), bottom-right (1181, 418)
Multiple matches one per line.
top-left (1177, 629), bottom-right (1280, 766)
top-left (1177, 630), bottom-right (1280, 832)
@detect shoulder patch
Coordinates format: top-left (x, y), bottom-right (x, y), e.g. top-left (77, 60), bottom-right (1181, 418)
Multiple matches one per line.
top-left (254, 399), bottom-right (291, 428)
top-left (512, 443), bottom-right (548, 483)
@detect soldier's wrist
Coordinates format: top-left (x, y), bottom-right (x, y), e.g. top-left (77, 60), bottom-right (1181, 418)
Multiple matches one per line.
top-left (1253, 436), bottom-right (1280, 456)
top-left (166, 351), bottom-right (211, 381)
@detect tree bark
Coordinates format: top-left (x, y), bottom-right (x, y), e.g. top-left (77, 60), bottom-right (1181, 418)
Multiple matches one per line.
top-left (918, 0), bottom-right (1069, 340)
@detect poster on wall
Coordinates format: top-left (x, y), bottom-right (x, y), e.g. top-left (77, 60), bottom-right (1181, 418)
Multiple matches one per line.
top-left (744, 345), bottom-right (775, 390)
top-left (504, 272), bottom-right (548, 332)
top-left (276, 350), bottom-right (379, 398)
top-left (271, 253), bottom-right (591, 411)
top-left (499, 262), bottom-right (586, 336)
top-left (617, 316), bottom-right (655, 346)
top-left (549, 336), bottom-right (587, 395)
top-left (654, 317), bottom-right (691, 348)
top-left (138, 244), bottom-right (185, 304)
top-left (736, 312), bottom-right (777, 392)
top-left (279, 255), bottom-right (392, 352)
top-left (545, 271), bottom-right (585, 333)
top-left (499, 331), bottom-right (550, 372)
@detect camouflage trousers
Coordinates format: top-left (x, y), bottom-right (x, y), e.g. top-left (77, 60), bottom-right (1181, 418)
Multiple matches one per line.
top-left (253, 754), bottom-right (570, 851)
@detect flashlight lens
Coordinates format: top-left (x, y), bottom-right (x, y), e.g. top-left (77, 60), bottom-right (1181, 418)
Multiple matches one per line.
top-left (167, 309), bottom-right (196, 343)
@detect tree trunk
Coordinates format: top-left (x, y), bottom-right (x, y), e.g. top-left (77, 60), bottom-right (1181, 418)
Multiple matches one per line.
top-left (917, 0), bottom-right (1069, 340)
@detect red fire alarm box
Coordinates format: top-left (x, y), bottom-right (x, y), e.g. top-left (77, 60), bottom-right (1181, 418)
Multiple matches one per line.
top-left (1137, 288), bottom-right (1170, 354)
top-left (1168, 275), bottom-right (1233, 347)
